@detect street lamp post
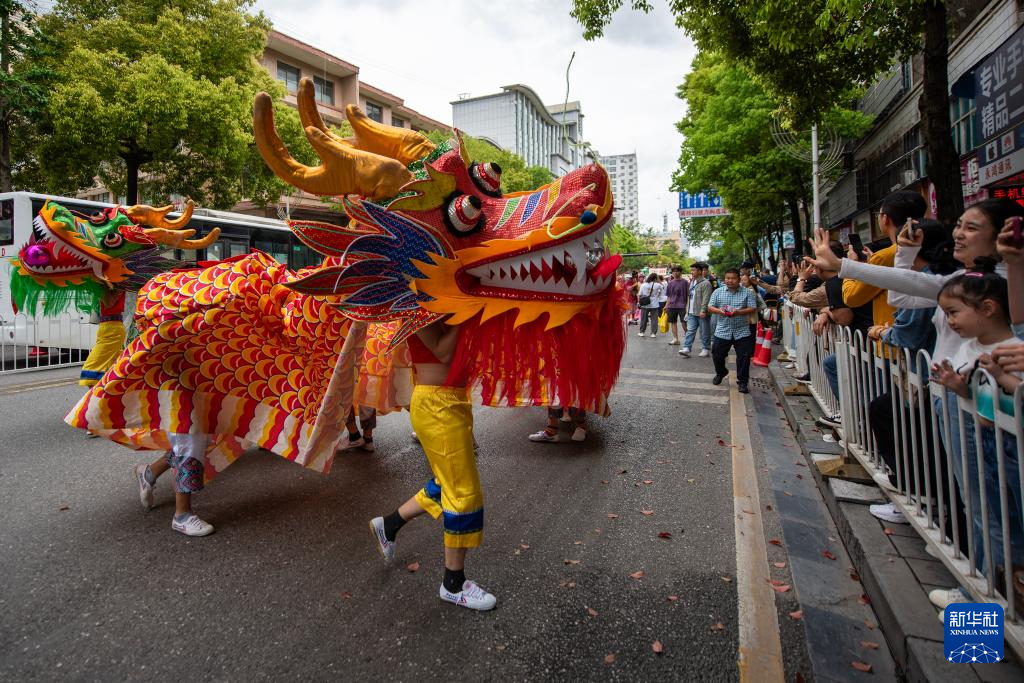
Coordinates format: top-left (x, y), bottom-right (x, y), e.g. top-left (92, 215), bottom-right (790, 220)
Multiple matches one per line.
top-left (770, 119), bottom-right (844, 232)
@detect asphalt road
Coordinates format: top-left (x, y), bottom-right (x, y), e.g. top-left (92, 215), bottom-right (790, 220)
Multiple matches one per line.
top-left (0, 333), bottom-right (807, 681)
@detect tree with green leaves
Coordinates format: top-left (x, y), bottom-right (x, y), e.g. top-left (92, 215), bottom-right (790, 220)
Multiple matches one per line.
top-left (673, 52), bottom-right (871, 259)
top-left (1, 0), bottom-right (55, 192)
top-left (571, 0), bottom-right (964, 223)
top-left (21, 0), bottom-right (288, 207)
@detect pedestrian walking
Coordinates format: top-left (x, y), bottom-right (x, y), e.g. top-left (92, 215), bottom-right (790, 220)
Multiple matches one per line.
top-left (528, 406), bottom-right (587, 443)
top-left (708, 268), bottom-right (758, 393)
top-left (664, 265), bottom-right (689, 345)
top-left (134, 433), bottom-right (215, 537)
top-left (681, 262), bottom-right (712, 357)
top-left (637, 274), bottom-right (664, 338)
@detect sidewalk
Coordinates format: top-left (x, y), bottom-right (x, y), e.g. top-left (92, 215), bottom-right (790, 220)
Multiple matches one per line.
top-left (765, 361), bottom-right (1024, 682)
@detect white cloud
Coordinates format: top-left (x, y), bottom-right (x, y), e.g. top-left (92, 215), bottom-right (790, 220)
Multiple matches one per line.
top-left (254, 0), bottom-right (697, 233)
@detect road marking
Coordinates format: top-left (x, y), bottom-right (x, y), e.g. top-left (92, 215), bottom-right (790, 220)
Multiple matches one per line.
top-left (610, 387), bottom-right (728, 404)
top-left (615, 375), bottom-right (728, 392)
top-left (730, 383), bottom-right (785, 682)
top-left (619, 367), bottom-right (718, 380)
top-left (0, 377), bottom-right (80, 395)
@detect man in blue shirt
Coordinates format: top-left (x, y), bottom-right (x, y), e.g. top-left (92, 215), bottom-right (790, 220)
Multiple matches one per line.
top-left (708, 268), bottom-right (759, 393)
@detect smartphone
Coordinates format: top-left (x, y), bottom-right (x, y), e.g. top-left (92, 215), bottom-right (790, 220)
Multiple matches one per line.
top-left (1010, 216), bottom-right (1024, 249)
top-left (848, 232), bottom-right (865, 261)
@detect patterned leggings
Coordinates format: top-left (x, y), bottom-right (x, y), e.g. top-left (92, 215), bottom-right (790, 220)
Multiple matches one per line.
top-left (165, 433), bottom-right (208, 494)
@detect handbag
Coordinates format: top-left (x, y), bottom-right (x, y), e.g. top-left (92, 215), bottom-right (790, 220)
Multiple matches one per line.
top-left (638, 283), bottom-right (653, 307)
top-left (658, 310), bottom-right (669, 333)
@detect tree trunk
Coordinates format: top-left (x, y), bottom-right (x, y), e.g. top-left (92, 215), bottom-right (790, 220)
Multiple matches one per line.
top-left (0, 7), bottom-right (11, 192)
top-left (787, 198), bottom-right (804, 255)
top-left (919, 0), bottom-right (964, 223)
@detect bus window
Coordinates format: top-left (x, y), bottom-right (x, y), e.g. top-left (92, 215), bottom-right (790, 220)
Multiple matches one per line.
top-left (229, 242), bottom-right (248, 258)
top-left (0, 199), bottom-right (13, 246)
top-left (206, 242), bottom-right (224, 261)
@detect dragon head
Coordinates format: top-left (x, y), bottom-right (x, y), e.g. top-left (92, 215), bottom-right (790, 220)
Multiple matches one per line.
top-left (11, 199), bottom-right (220, 315)
top-left (254, 78), bottom-right (624, 410)
top-left (254, 79), bottom-right (620, 334)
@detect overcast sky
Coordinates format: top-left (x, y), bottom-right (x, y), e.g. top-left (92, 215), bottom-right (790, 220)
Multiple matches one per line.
top-left (254, 0), bottom-right (702, 249)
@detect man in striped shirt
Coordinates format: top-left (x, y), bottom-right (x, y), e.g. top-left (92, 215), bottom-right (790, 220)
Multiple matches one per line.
top-left (708, 268), bottom-right (759, 394)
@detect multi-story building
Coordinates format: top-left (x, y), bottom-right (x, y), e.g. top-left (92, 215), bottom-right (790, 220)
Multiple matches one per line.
top-left (819, 0), bottom-right (1023, 241)
top-left (451, 85), bottom-right (598, 177)
top-left (599, 153), bottom-right (639, 227)
top-left (79, 30), bottom-right (449, 224)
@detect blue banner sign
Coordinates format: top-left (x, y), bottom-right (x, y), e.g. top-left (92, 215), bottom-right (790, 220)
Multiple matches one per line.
top-left (678, 190), bottom-right (730, 218)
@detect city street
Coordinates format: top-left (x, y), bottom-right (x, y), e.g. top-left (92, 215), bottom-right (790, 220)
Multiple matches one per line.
top-left (0, 336), bottom-right (891, 681)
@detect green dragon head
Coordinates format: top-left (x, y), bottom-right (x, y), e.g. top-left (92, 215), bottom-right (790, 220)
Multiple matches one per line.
top-left (11, 200), bottom-right (220, 315)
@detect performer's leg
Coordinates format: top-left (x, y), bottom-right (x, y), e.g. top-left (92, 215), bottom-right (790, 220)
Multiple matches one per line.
top-left (166, 434), bottom-right (213, 537)
top-left (571, 408), bottom-right (587, 442)
top-left (530, 407), bottom-right (562, 442)
top-left (359, 407), bottom-right (377, 452)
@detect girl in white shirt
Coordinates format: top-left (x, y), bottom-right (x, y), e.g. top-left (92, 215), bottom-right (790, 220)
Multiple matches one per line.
top-left (932, 261), bottom-right (1024, 579)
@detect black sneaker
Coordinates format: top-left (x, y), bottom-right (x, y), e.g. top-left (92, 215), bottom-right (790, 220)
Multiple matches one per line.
top-left (712, 375), bottom-right (724, 386)
top-left (738, 384), bottom-right (749, 394)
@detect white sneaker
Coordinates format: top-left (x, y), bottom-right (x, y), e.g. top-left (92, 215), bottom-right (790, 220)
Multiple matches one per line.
top-left (439, 579), bottom-right (497, 611)
top-left (929, 588), bottom-right (968, 609)
top-left (668, 339), bottom-right (680, 345)
top-left (816, 414), bottom-right (842, 429)
top-left (638, 332), bottom-right (645, 337)
top-left (171, 513), bottom-right (214, 537)
top-left (338, 435), bottom-right (365, 451)
top-left (560, 412), bottom-right (573, 422)
top-left (648, 333), bottom-right (657, 338)
top-left (698, 349), bottom-right (710, 358)
top-left (368, 516), bottom-right (395, 561)
top-left (571, 427), bottom-right (586, 442)
top-left (528, 429), bottom-right (559, 443)
top-left (134, 464), bottom-right (154, 511)
top-left (869, 502), bottom-right (908, 524)
top-left (679, 347), bottom-right (691, 357)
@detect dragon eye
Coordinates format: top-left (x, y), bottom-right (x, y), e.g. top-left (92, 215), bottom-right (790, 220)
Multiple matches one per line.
top-left (102, 232), bottom-right (124, 248)
top-left (469, 162), bottom-right (502, 197)
top-left (443, 194), bottom-right (485, 236)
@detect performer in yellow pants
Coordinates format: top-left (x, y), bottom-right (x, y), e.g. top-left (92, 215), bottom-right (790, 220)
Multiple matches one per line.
top-left (411, 385), bottom-right (482, 548)
top-left (79, 291), bottom-right (126, 387)
top-left (368, 321), bottom-right (497, 611)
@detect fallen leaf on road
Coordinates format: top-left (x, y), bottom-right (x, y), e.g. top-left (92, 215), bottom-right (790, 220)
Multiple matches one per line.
top-left (564, 559), bottom-right (581, 565)
top-left (718, 439), bottom-right (726, 446)
top-left (720, 576), bottom-right (732, 583)
top-left (710, 622), bottom-right (725, 632)
top-left (784, 491), bottom-right (793, 497)
top-left (667, 595), bottom-right (679, 602)
top-left (520, 544), bottom-right (530, 550)
top-left (604, 654), bottom-right (615, 664)
top-left (822, 550), bottom-right (837, 561)
top-left (789, 610), bottom-right (803, 620)
top-left (774, 562), bottom-right (787, 569)
top-left (828, 535), bottom-right (838, 542)
top-left (769, 538), bottom-right (783, 546)
top-left (658, 532), bottom-right (673, 540)
top-left (341, 591), bottom-right (353, 599)
top-left (574, 540), bottom-right (583, 545)
top-left (600, 480), bottom-right (609, 485)
top-left (765, 505), bottom-right (773, 511)
top-left (514, 549), bottom-right (521, 556)
top-left (587, 607), bottom-right (598, 617)
top-left (559, 580), bottom-right (577, 588)
top-left (593, 528), bottom-right (602, 534)
top-left (641, 510), bottom-right (655, 516)
top-left (883, 528), bottom-right (894, 536)
top-left (630, 570), bottom-right (646, 580)
top-left (618, 469), bottom-right (628, 474)
top-left (851, 661), bottom-right (872, 673)
top-left (796, 474), bottom-right (804, 479)
top-left (858, 594), bottom-right (871, 605)
top-left (742, 509), bottom-right (754, 514)
top-left (58, 506), bottom-right (70, 511)
top-left (494, 644), bottom-right (507, 651)
top-left (864, 620), bottom-right (877, 630)
top-left (607, 513), bottom-right (619, 519)
top-left (643, 479), bottom-right (654, 485)
top-left (406, 562), bottom-right (420, 573)
top-left (652, 640), bottom-right (664, 654)
top-left (849, 571), bottom-right (861, 582)
top-left (861, 641), bottom-right (879, 650)
top-left (771, 584), bottom-right (791, 593)
top-left (687, 478), bottom-right (696, 484)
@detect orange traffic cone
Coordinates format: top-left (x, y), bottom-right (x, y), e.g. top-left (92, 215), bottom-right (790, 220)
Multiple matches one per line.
top-left (754, 322), bottom-right (764, 351)
top-left (753, 326), bottom-right (773, 367)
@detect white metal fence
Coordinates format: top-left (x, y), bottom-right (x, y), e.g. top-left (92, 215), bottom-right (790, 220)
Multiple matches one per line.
top-left (0, 312), bottom-right (97, 374)
top-left (782, 301), bottom-right (1024, 658)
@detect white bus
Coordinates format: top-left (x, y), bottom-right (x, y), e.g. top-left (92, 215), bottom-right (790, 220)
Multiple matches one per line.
top-left (0, 191), bottom-right (327, 369)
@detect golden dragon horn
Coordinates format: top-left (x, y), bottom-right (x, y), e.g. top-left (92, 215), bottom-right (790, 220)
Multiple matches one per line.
top-left (254, 90), bottom-right (413, 200)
